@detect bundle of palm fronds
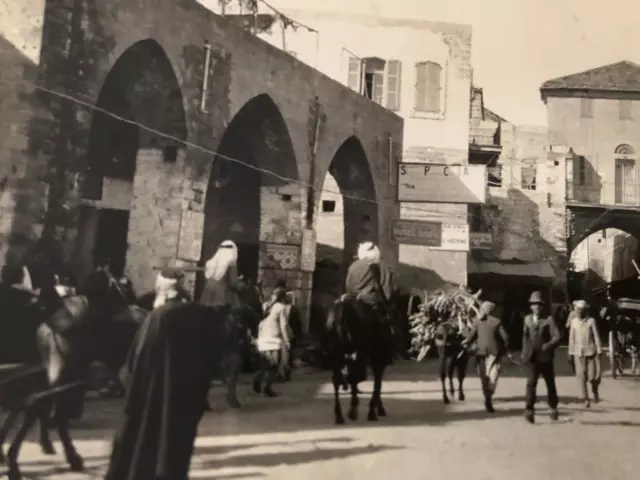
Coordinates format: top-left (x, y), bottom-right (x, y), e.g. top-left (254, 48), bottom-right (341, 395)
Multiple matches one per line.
top-left (408, 286), bottom-right (482, 361)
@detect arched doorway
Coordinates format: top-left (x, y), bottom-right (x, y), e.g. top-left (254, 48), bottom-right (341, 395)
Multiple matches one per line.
top-left (569, 227), bottom-right (640, 298)
top-left (314, 136), bottom-right (378, 297)
top-left (75, 39), bottom-right (187, 281)
top-left (197, 94), bottom-right (298, 298)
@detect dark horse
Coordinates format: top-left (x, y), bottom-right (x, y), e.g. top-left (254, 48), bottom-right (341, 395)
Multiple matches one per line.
top-left (324, 297), bottom-right (396, 424)
top-left (0, 267), bottom-right (145, 480)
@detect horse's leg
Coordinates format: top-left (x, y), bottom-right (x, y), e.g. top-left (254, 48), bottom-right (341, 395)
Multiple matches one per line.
top-left (457, 354), bottom-right (468, 401)
top-left (7, 407), bottom-right (39, 480)
top-left (38, 401), bottom-right (56, 455)
top-left (347, 378), bottom-right (359, 421)
top-left (438, 348), bottom-right (449, 404)
top-left (53, 407), bottom-right (84, 472)
top-left (0, 408), bottom-right (20, 463)
top-left (447, 354), bottom-right (456, 398)
top-left (369, 361), bottom-right (386, 420)
top-left (225, 349), bottom-right (242, 409)
top-left (332, 368), bottom-right (345, 425)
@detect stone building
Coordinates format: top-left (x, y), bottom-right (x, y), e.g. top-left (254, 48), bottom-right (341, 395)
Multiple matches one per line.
top-left (467, 86), bottom-right (567, 317)
top-left (541, 60), bottom-right (640, 298)
top-left (0, 0), bottom-right (403, 332)
top-left (214, 4), bottom-right (476, 290)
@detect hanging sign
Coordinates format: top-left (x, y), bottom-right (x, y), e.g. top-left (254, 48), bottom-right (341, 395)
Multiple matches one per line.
top-left (177, 209), bottom-right (205, 261)
top-left (397, 163), bottom-right (487, 203)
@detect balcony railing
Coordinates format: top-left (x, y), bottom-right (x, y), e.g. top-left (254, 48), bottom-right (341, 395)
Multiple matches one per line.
top-left (566, 180), bottom-right (640, 207)
top-left (469, 121), bottom-right (501, 148)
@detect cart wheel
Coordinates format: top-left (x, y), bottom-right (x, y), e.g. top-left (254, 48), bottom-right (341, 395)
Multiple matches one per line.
top-left (609, 331), bottom-right (617, 379)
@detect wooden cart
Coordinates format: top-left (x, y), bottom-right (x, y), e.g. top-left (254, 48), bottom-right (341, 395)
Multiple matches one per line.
top-left (609, 297), bottom-right (640, 379)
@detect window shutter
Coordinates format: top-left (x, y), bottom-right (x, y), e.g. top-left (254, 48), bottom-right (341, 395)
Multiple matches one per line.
top-left (425, 62), bottom-right (442, 113)
top-left (373, 70), bottom-right (384, 105)
top-left (414, 63), bottom-right (427, 111)
top-left (347, 56), bottom-right (363, 93)
top-left (385, 60), bottom-right (402, 111)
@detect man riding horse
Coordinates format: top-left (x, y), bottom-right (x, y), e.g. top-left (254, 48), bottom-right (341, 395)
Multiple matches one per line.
top-left (199, 240), bottom-right (260, 409)
top-left (328, 241), bottom-right (396, 424)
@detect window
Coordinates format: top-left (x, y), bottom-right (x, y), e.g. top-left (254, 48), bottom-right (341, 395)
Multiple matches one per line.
top-left (347, 55), bottom-right (402, 111)
top-left (576, 155), bottom-right (586, 186)
top-left (321, 200), bottom-right (336, 213)
top-left (414, 61), bottom-right (442, 113)
top-left (521, 161), bottom-right (537, 191)
top-left (620, 100), bottom-right (632, 120)
top-left (580, 98), bottom-right (593, 118)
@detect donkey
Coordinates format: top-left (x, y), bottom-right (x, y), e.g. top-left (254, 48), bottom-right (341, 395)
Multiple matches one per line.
top-left (0, 270), bottom-right (145, 480)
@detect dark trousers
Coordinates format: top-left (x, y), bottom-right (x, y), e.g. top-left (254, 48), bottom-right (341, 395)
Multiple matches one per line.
top-left (525, 361), bottom-right (558, 411)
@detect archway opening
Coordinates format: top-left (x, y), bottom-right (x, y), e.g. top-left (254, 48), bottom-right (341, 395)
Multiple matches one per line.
top-left (76, 39), bottom-right (187, 281)
top-left (569, 227), bottom-right (640, 299)
top-left (313, 136), bottom-right (378, 302)
top-left (197, 94), bottom-right (298, 298)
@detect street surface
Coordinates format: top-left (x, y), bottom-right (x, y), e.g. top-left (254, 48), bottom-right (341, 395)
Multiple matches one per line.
top-left (2, 351), bottom-right (639, 480)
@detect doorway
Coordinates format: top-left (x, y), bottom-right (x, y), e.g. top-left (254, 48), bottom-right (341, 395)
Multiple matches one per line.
top-left (615, 158), bottom-right (636, 204)
top-left (94, 209), bottom-right (130, 276)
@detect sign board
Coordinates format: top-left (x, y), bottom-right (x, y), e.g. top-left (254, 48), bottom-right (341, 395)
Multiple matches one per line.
top-left (300, 229), bottom-right (316, 272)
top-left (429, 224), bottom-right (470, 252)
top-left (470, 232), bottom-right (492, 250)
top-left (397, 163), bottom-right (487, 204)
top-left (177, 210), bottom-right (205, 261)
top-left (390, 219), bottom-right (442, 246)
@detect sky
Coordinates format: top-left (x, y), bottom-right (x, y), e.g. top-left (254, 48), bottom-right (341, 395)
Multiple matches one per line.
top-left (205, 0), bottom-right (640, 126)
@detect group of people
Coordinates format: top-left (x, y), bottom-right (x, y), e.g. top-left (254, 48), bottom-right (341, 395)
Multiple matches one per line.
top-left (463, 290), bottom-right (604, 423)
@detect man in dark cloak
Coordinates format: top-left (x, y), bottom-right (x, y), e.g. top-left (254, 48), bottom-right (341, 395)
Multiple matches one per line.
top-left (104, 268), bottom-right (226, 480)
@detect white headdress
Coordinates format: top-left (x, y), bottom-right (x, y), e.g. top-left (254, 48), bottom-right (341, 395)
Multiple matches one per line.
top-left (154, 268), bottom-right (183, 308)
top-left (204, 240), bottom-right (238, 282)
top-left (357, 241), bottom-right (381, 263)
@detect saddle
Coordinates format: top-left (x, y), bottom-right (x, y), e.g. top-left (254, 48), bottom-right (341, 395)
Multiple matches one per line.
top-left (47, 295), bottom-right (90, 335)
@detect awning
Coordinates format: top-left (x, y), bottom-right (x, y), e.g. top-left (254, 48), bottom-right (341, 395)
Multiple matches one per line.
top-left (468, 258), bottom-right (555, 279)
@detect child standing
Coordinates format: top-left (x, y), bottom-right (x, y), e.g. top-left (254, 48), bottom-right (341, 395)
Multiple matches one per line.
top-left (253, 287), bottom-right (292, 397)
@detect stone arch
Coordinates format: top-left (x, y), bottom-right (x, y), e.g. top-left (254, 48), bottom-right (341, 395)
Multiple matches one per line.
top-left (314, 136), bottom-right (378, 295)
top-left (569, 226), bottom-right (640, 296)
top-left (197, 94), bottom-right (299, 296)
top-left (74, 38), bottom-right (187, 282)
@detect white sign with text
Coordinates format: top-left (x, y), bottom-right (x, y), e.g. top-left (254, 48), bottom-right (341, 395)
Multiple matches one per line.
top-left (397, 163), bottom-right (487, 203)
top-left (429, 224), bottom-right (470, 252)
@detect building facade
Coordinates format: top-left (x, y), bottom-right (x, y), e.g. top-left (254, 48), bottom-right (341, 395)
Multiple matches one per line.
top-left (467, 86), bottom-right (567, 315)
top-left (207, 4), bottom-right (476, 290)
top-left (541, 60), bottom-right (640, 295)
top-left (0, 0), bottom-right (403, 332)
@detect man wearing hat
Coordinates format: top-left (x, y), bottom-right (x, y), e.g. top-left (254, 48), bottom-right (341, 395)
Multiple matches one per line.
top-left (464, 300), bottom-right (511, 413)
top-left (522, 290), bottom-right (562, 424)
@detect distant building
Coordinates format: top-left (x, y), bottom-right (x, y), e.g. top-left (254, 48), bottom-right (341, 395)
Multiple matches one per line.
top-left (541, 60), bottom-right (640, 297)
top-left (467, 86), bottom-right (566, 314)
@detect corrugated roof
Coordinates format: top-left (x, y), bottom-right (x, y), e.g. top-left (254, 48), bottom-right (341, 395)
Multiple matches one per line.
top-left (540, 61), bottom-right (640, 93)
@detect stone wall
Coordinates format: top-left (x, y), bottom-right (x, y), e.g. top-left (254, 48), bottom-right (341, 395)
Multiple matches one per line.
top-left (0, 0), bottom-right (403, 332)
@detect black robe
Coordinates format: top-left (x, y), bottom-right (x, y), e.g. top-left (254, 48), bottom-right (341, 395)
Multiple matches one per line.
top-left (104, 300), bottom-right (225, 480)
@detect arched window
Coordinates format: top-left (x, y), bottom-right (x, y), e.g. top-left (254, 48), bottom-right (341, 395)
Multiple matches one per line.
top-left (615, 144), bottom-right (635, 155)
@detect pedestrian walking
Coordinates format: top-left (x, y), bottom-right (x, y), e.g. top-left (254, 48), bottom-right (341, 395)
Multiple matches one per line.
top-left (253, 286), bottom-right (292, 397)
top-left (463, 301), bottom-right (511, 413)
top-left (568, 299), bottom-right (603, 407)
top-left (105, 268), bottom-right (217, 480)
top-left (522, 290), bottom-right (562, 424)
